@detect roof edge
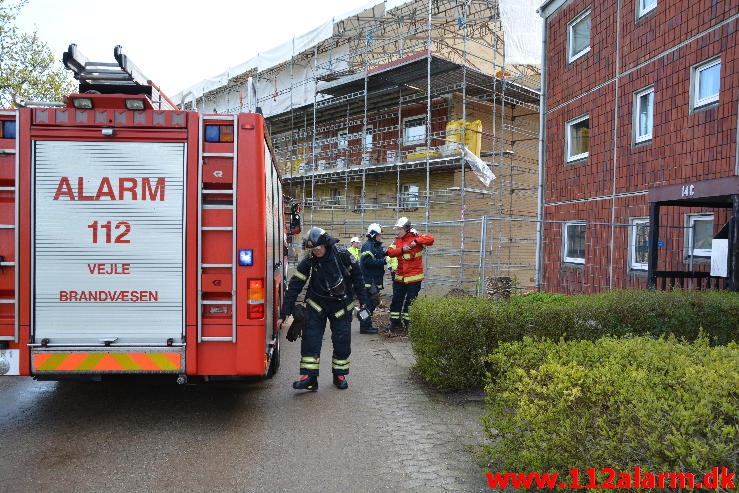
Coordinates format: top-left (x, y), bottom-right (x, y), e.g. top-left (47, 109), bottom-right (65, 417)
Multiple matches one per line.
top-left (538, 0), bottom-right (569, 18)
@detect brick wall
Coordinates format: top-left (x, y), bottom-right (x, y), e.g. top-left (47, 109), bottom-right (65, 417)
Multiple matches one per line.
top-left (542, 0), bottom-right (738, 293)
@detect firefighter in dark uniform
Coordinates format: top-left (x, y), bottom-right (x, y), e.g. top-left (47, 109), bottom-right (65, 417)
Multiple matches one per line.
top-left (358, 223), bottom-right (386, 334)
top-left (277, 227), bottom-right (368, 391)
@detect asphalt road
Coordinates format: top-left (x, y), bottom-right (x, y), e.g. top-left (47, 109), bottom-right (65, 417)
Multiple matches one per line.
top-left (0, 322), bottom-right (488, 493)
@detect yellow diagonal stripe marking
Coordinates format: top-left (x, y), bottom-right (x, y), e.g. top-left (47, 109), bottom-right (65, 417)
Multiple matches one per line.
top-left (111, 353), bottom-right (141, 370)
top-left (37, 353), bottom-right (68, 371)
top-left (77, 354), bottom-right (105, 370)
top-left (148, 353), bottom-right (179, 370)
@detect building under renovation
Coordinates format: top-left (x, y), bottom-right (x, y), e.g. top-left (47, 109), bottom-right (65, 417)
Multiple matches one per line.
top-left (177, 0), bottom-right (542, 294)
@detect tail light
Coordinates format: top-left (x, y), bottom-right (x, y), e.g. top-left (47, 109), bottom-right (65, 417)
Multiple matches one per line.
top-left (247, 278), bottom-right (265, 319)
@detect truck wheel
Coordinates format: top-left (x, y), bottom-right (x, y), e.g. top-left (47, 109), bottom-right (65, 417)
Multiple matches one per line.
top-left (266, 337), bottom-right (280, 378)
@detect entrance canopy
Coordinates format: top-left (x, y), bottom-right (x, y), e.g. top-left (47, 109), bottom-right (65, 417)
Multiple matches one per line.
top-left (647, 176), bottom-right (739, 291)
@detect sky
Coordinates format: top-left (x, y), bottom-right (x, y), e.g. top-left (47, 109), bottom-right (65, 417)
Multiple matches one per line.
top-left (15, 0), bottom-right (376, 98)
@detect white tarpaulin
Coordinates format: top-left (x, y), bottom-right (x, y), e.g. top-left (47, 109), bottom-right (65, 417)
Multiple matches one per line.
top-left (256, 21), bottom-right (334, 71)
top-left (464, 147), bottom-right (496, 187)
top-left (499, 0), bottom-right (543, 65)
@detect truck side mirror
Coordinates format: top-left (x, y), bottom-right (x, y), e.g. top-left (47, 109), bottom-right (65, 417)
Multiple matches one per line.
top-left (288, 203), bottom-right (302, 235)
top-left (289, 213), bottom-right (301, 235)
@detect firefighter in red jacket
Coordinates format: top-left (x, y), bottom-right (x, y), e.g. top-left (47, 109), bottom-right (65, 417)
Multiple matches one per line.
top-left (385, 217), bottom-right (434, 333)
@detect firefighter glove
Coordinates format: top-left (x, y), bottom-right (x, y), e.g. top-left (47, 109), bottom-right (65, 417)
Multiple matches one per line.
top-left (286, 304), bottom-right (306, 342)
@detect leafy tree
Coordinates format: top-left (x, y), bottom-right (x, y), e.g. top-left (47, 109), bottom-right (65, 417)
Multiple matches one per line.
top-left (0, 0), bottom-right (74, 107)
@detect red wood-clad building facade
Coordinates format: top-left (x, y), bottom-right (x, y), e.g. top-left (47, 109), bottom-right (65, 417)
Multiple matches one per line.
top-left (537, 0), bottom-right (738, 293)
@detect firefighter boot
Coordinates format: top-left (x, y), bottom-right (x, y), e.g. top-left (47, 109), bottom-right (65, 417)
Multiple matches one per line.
top-left (292, 375), bottom-right (318, 391)
top-left (359, 322), bottom-right (378, 334)
top-left (333, 374), bottom-right (348, 389)
top-left (388, 320), bottom-right (402, 335)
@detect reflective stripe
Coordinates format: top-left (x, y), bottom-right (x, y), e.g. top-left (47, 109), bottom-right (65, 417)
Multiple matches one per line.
top-left (364, 283), bottom-right (372, 288)
top-left (390, 312), bottom-right (401, 320)
top-left (300, 356), bottom-right (320, 370)
top-left (33, 351), bottom-right (181, 372)
top-left (402, 251), bottom-right (423, 260)
top-left (293, 271), bottom-right (307, 281)
top-left (403, 273), bottom-right (424, 282)
top-left (306, 299), bottom-right (322, 312)
top-left (332, 357), bottom-right (350, 370)
top-left (361, 251), bottom-right (375, 258)
top-left (333, 301), bottom-right (354, 319)
top-left (402, 313), bottom-right (411, 320)
top-left (395, 275), bottom-right (404, 281)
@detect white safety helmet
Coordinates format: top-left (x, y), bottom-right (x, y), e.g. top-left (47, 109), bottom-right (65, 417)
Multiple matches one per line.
top-left (393, 217), bottom-right (411, 229)
top-left (367, 223), bottom-right (382, 237)
top-left (350, 236), bottom-right (360, 243)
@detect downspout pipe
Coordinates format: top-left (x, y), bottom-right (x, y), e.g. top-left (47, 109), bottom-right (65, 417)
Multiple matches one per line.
top-left (534, 9), bottom-right (547, 290)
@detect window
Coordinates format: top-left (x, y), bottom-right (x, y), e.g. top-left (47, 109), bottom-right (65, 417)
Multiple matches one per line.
top-left (352, 186), bottom-right (362, 211)
top-left (329, 188), bottom-right (342, 205)
top-left (363, 126), bottom-right (373, 151)
top-left (566, 115), bottom-right (589, 162)
top-left (630, 218), bottom-right (649, 270)
top-left (337, 129), bottom-right (348, 150)
top-left (686, 214), bottom-right (714, 257)
top-left (634, 87), bottom-right (654, 143)
top-left (563, 222), bottom-right (586, 264)
top-left (400, 184), bottom-right (419, 209)
top-left (638, 0), bottom-right (657, 17)
top-left (692, 59), bottom-right (721, 109)
top-left (403, 116), bottom-right (426, 144)
top-left (568, 9), bottom-right (591, 62)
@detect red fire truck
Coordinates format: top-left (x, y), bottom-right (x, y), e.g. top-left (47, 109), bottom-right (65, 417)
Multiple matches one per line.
top-left (0, 45), bottom-right (293, 383)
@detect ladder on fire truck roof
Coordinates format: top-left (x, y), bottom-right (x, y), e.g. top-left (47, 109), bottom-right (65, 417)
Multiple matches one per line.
top-left (62, 44), bottom-right (177, 110)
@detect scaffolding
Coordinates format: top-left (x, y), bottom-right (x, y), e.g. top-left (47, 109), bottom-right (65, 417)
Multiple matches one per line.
top-left (181, 0), bottom-right (541, 294)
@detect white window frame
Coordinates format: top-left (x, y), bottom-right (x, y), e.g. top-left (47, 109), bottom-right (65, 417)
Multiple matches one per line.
top-left (329, 187), bottom-right (342, 205)
top-left (400, 183), bottom-right (420, 209)
top-left (402, 115), bottom-right (426, 144)
top-left (629, 218), bottom-right (650, 270)
top-left (568, 9), bottom-right (591, 63)
top-left (563, 221), bottom-right (586, 264)
top-left (692, 58), bottom-right (721, 110)
top-left (363, 125), bottom-right (373, 151)
top-left (638, 0), bottom-right (657, 17)
top-left (337, 129), bottom-right (349, 150)
top-left (686, 214), bottom-right (714, 258)
top-left (634, 87), bottom-right (654, 143)
top-left (566, 114), bottom-right (590, 162)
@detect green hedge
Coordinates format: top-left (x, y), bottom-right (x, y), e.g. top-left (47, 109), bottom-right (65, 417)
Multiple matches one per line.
top-left (482, 336), bottom-right (739, 474)
top-left (409, 290), bottom-right (739, 391)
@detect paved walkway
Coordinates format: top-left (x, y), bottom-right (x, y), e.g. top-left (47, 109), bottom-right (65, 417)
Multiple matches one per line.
top-left (0, 319), bottom-right (490, 493)
top-left (271, 317), bottom-right (490, 492)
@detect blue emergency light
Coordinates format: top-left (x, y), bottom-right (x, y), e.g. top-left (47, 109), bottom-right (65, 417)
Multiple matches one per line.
top-left (239, 249), bottom-right (253, 266)
top-left (1, 121), bottom-right (15, 139)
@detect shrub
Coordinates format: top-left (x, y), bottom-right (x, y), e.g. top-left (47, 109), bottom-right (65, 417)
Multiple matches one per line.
top-left (409, 290), bottom-right (738, 391)
top-left (482, 336), bottom-right (738, 476)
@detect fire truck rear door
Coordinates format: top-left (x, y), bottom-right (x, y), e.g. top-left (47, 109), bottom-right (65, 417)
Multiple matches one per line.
top-left (32, 141), bottom-right (185, 345)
